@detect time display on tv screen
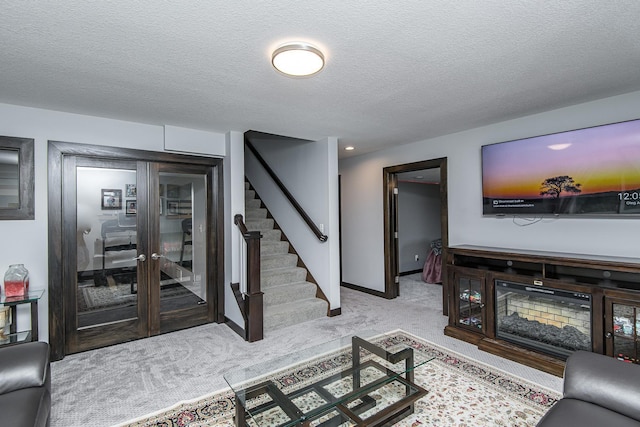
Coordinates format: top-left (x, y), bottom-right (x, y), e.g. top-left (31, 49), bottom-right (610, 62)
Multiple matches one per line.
top-left (482, 118), bottom-right (640, 216)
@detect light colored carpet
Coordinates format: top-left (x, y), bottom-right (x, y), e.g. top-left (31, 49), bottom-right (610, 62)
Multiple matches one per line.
top-left (115, 330), bottom-right (560, 427)
top-left (50, 274), bottom-right (563, 427)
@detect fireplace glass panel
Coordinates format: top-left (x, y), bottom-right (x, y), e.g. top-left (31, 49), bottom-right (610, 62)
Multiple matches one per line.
top-left (495, 280), bottom-right (592, 359)
top-left (612, 303), bottom-right (640, 364)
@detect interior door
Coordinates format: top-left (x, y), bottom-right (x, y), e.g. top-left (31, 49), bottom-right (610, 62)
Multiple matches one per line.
top-left (69, 158), bottom-right (148, 353)
top-left (148, 162), bottom-right (215, 335)
top-left (66, 158), bottom-right (216, 354)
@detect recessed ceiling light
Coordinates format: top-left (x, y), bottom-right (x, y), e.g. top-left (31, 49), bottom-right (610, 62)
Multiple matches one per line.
top-left (344, 146), bottom-right (355, 151)
top-left (272, 42), bottom-right (325, 77)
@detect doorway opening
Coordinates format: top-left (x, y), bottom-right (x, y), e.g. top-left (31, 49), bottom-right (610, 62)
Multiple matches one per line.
top-left (383, 158), bottom-right (448, 314)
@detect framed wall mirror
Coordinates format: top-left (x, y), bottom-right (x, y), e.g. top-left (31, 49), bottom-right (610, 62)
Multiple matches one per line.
top-left (0, 136), bottom-right (34, 220)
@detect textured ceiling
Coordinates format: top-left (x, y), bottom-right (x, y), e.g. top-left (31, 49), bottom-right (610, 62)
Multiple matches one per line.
top-left (2, 1), bottom-right (640, 158)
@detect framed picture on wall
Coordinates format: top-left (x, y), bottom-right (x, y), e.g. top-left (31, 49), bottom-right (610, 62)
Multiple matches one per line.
top-left (101, 189), bottom-right (122, 210)
top-left (125, 199), bottom-right (137, 216)
top-left (167, 200), bottom-right (179, 216)
top-left (126, 184), bottom-right (137, 197)
top-left (167, 200), bottom-right (192, 218)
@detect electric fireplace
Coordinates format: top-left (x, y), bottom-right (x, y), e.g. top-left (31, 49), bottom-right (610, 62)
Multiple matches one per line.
top-left (495, 280), bottom-right (592, 359)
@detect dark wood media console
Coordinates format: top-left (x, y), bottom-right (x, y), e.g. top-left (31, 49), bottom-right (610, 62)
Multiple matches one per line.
top-left (444, 245), bottom-right (640, 376)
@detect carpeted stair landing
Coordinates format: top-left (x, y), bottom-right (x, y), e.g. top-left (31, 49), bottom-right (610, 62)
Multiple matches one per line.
top-left (244, 182), bottom-right (327, 331)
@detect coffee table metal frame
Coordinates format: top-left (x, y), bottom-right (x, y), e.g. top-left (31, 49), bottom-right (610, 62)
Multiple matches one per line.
top-left (230, 335), bottom-right (429, 427)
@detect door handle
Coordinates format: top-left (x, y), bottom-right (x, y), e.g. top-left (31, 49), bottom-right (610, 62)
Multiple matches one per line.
top-left (133, 254), bottom-right (146, 262)
top-left (151, 253), bottom-right (165, 260)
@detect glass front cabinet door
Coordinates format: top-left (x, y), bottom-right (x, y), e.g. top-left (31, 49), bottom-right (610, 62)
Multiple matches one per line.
top-left (451, 268), bottom-right (486, 334)
top-left (605, 293), bottom-right (640, 364)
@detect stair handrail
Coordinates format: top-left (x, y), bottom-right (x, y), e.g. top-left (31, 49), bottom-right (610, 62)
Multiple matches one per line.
top-left (233, 213), bottom-right (263, 342)
top-left (245, 138), bottom-right (328, 242)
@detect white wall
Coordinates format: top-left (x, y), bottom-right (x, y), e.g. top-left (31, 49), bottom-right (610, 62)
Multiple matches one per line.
top-left (0, 102), bottom-right (228, 341)
top-left (340, 90), bottom-right (640, 292)
top-left (224, 131), bottom-right (245, 326)
top-left (164, 125), bottom-right (226, 156)
top-left (245, 136), bottom-right (341, 309)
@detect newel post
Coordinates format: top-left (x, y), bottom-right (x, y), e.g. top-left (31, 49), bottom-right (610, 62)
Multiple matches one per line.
top-left (244, 230), bottom-right (263, 342)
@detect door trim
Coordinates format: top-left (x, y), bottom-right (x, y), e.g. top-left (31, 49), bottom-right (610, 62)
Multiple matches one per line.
top-left (48, 140), bottom-right (225, 361)
top-left (383, 158), bottom-right (448, 301)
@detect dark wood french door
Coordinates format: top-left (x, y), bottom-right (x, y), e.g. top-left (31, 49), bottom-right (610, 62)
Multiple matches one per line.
top-left (48, 141), bottom-right (224, 360)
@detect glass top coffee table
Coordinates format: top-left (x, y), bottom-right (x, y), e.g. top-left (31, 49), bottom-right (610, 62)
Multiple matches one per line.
top-left (224, 331), bottom-right (433, 427)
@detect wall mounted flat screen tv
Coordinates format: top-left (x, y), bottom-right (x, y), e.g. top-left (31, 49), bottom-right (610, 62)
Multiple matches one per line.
top-left (482, 118), bottom-right (640, 216)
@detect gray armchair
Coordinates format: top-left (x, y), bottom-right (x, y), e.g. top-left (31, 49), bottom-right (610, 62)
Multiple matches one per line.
top-left (0, 342), bottom-right (51, 427)
top-left (537, 350), bottom-right (640, 426)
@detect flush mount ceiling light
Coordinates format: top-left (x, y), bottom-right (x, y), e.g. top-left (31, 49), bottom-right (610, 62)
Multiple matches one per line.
top-left (272, 42), bottom-right (325, 77)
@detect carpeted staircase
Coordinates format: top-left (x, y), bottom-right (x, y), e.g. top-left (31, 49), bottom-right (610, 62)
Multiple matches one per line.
top-left (244, 182), bottom-right (328, 331)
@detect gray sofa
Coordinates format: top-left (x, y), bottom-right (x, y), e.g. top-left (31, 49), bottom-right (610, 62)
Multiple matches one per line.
top-left (0, 342), bottom-right (51, 427)
top-left (537, 350), bottom-right (640, 427)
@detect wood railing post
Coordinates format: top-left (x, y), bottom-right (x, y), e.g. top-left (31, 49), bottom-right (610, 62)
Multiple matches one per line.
top-left (234, 214), bottom-right (263, 342)
top-left (244, 230), bottom-right (263, 342)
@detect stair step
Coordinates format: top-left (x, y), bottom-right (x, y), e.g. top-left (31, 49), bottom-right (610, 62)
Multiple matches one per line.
top-left (263, 298), bottom-right (328, 331)
top-left (246, 218), bottom-right (274, 231)
top-left (245, 182), bottom-right (250, 190)
top-left (260, 241), bottom-right (289, 256)
top-left (263, 281), bottom-right (317, 305)
top-left (261, 253), bottom-right (298, 270)
top-left (261, 267), bottom-right (307, 287)
top-left (246, 208), bottom-right (267, 219)
top-left (260, 229), bottom-right (282, 242)
top-left (246, 198), bottom-right (261, 209)
top-left (245, 189), bottom-right (256, 200)
top-left (246, 210), bottom-right (267, 220)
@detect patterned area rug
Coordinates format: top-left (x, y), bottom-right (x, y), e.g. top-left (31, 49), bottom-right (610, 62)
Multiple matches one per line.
top-left (78, 280), bottom-right (192, 312)
top-left (79, 282), bottom-right (137, 311)
top-left (115, 330), bottom-right (560, 427)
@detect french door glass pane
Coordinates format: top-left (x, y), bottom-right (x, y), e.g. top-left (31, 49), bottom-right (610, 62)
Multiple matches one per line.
top-left (158, 172), bottom-right (207, 312)
top-left (76, 167), bottom-right (138, 329)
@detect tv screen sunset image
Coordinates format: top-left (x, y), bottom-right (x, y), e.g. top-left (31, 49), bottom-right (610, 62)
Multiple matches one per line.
top-left (482, 119), bottom-right (640, 215)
